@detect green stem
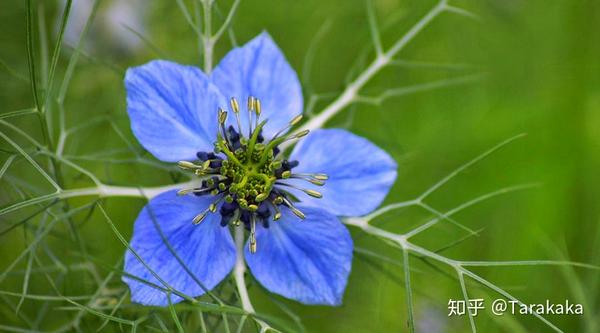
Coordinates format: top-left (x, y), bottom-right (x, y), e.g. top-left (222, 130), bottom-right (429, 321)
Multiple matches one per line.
top-left (202, 0), bottom-right (213, 73)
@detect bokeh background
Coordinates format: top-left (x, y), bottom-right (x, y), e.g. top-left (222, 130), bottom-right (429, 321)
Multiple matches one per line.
top-left (1, 0), bottom-right (599, 332)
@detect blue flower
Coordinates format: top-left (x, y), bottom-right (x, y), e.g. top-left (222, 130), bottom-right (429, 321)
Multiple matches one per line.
top-left (122, 32), bottom-right (397, 306)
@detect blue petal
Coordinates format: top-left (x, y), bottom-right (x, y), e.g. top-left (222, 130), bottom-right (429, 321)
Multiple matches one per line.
top-left (126, 60), bottom-right (226, 162)
top-left (288, 129), bottom-right (397, 216)
top-left (123, 190), bottom-right (235, 306)
top-left (244, 205), bottom-right (353, 305)
top-left (212, 32), bottom-right (303, 137)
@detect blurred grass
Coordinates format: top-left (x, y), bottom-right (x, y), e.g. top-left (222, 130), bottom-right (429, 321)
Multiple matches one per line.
top-left (1, 0), bottom-right (599, 332)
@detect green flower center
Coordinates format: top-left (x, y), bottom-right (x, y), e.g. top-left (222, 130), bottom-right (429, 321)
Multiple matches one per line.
top-left (176, 96), bottom-right (325, 253)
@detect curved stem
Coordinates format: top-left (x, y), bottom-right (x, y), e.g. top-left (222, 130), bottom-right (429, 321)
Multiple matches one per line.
top-left (234, 226), bottom-right (255, 313)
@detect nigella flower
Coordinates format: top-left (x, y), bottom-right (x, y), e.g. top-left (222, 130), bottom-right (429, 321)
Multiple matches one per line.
top-left (123, 32), bottom-right (397, 306)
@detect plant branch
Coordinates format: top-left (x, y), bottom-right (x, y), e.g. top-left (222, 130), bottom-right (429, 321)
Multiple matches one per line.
top-left (234, 227), bottom-right (276, 332)
top-left (202, 0), bottom-right (214, 73)
top-left (344, 215), bottom-right (568, 332)
top-left (234, 227), bottom-right (254, 313)
top-left (212, 0), bottom-right (241, 43)
top-left (289, 0), bottom-right (448, 143)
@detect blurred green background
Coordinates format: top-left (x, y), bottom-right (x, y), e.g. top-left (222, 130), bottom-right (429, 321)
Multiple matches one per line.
top-left (1, 0), bottom-right (599, 332)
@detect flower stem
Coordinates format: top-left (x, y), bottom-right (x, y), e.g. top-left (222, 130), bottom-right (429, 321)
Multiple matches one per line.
top-left (233, 227), bottom-right (276, 331)
top-left (234, 226), bottom-right (255, 313)
top-left (202, 0), bottom-right (213, 73)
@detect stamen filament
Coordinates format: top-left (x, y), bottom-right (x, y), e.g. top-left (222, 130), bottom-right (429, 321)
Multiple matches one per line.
top-left (281, 197), bottom-right (305, 219)
top-left (271, 114), bottom-right (303, 141)
top-left (235, 116), bottom-right (243, 138)
top-left (247, 96), bottom-right (255, 136)
top-left (177, 187), bottom-right (212, 196)
top-left (290, 174), bottom-right (326, 186)
top-left (249, 215), bottom-right (257, 253)
top-left (177, 161), bottom-right (202, 170)
top-left (295, 172), bottom-right (329, 180)
top-left (276, 182), bottom-right (323, 198)
top-left (192, 195), bottom-right (225, 224)
top-left (231, 97), bottom-right (244, 138)
top-left (271, 202), bottom-right (282, 221)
